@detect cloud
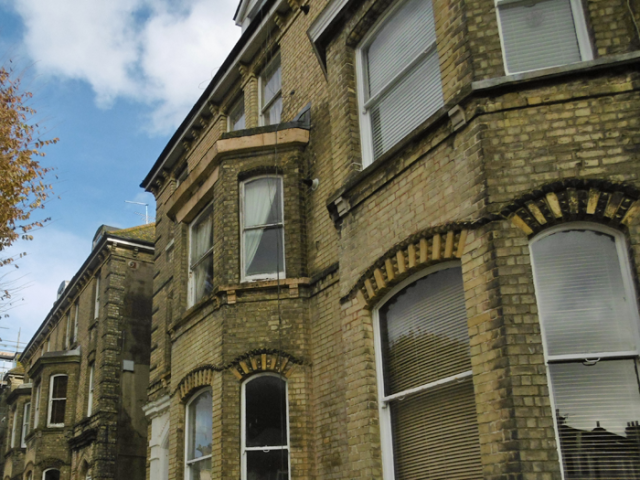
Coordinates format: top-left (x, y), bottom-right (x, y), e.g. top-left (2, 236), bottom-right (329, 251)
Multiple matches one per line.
top-left (9, 0), bottom-right (241, 134)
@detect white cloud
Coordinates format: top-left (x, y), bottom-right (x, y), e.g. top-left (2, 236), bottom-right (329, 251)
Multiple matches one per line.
top-left (9, 0), bottom-right (241, 133)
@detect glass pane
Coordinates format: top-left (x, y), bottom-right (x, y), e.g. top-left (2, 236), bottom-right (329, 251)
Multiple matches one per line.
top-left (532, 230), bottom-right (638, 356)
top-left (245, 228), bottom-right (284, 278)
top-left (187, 390), bottom-right (213, 461)
top-left (380, 267), bottom-right (471, 395)
top-left (193, 254), bottom-right (213, 303)
top-left (245, 376), bottom-right (287, 447)
top-left (50, 399), bottom-right (66, 425)
top-left (244, 178), bottom-right (282, 228)
top-left (390, 379), bottom-right (482, 480)
top-left (550, 360), bottom-right (640, 479)
top-left (188, 457), bottom-right (212, 480)
top-left (246, 450), bottom-right (289, 480)
top-left (366, 0), bottom-right (436, 97)
top-left (52, 376), bottom-right (68, 398)
top-left (500, 0), bottom-right (581, 73)
top-left (264, 95), bottom-right (282, 126)
top-left (44, 470), bottom-right (60, 480)
top-left (191, 205), bottom-right (213, 263)
top-left (262, 58), bottom-right (281, 107)
top-left (230, 98), bottom-right (245, 131)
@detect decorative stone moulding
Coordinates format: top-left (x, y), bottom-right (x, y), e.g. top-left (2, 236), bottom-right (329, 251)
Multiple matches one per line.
top-left (503, 180), bottom-right (640, 236)
top-left (350, 225), bottom-right (471, 309)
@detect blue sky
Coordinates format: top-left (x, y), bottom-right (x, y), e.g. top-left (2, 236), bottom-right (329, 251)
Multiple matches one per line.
top-left (0, 0), bottom-right (241, 366)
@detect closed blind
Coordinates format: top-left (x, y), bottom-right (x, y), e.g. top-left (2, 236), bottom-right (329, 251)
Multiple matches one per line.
top-left (364, 0), bottom-right (443, 159)
top-left (499, 0), bottom-right (581, 73)
top-left (531, 230), bottom-right (636, 357)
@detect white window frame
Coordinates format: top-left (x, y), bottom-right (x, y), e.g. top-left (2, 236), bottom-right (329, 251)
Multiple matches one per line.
top-left (530, 222), bottom-right (640, 479)
top-left (87, 363), bottom-right (95, 417)
top-left (373, 261), bottom-right (472, 480)
top-left (227, 95), bottom-right (246, 132)
top-left (258, 54), bottom-right (282, 126)
top-left (355, 0), bottom-right (443, 168)
top-left (47, 374), bottom-right (68, 428)
top-left (42, 468), bottom-right (60, 480)
top-left (188, 203), bottom-right (214, 307)
top-left (65, 311), bottom-right (71, 350)
top-left (73, 302), bottom-right (79, 345)
top-left (240, 176), bottom-right (286, 282)
top-left (10, 407), bottom-right (18, 448)
top-left (241, 373), bottom-right (290, 480)
top-left (495, 0), bottom-right (593, 75)
top-left (34, 382), bottom-right (41, 428)
top-left (94, 275), bottom-right (100, 319)
top-left (184, 387), bottom-right (213, 480)
top-left (21, 402), bottom-right (30, 448)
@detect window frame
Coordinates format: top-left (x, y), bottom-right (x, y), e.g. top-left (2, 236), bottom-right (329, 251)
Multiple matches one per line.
top-left (355, 0), bottom-right (443, 168)
top-left (21, 401), bottom-right (31, 448)
top-left (72, 302), bottom-right (79, 346)
top-left (259, 54), bottom-right (282, 126)
top-left (495, 0), bottom-right (593, 75)
top-left (87, 363), bottom-right (95, 417)
top-left (184, 387), bottom-right (213, 480)
top-left (227, 95), bottom-right (246, 132)
top-left (240, 175), bottom-right (286, 282)
top-left (94, 274), bottom-right (100, 319)
top-left (34, 382), bottom-right (41, 429)
top-left (240, 373), bottom-right (291, 480)
top-left (42, 469), bottom-right (60, 480)
top-left (530, 222), bottom-right (640, 478)
top-left (47, 374), bottom-right (68, 428)
top-left (372, 261), bottom-right (474, 480)
top-left (10, 407), bottom-right (18, 448)
top-left (64, 311), bottom-right (71, 350)
top-left (188, 203), bottom-right (214, 306)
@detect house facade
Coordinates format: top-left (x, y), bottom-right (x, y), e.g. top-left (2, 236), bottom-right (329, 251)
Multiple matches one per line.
top-left (3, 224), bottom-right (154, 480)
top-left (141, 0), bottom-right (640, 480)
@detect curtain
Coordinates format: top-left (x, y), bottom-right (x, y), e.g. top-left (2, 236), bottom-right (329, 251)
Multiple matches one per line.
top-left (244, 178), bottom-right (279, 275)
top-left (191, 205), bottom-right (213, 300)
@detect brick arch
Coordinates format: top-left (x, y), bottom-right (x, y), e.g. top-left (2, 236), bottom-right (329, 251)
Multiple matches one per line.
top-left (177, 367), bottom-right (216, 402)
top-left (503, 179), bottom-right (640, 236)
top-left (346, 224), bottom-right (472, 309)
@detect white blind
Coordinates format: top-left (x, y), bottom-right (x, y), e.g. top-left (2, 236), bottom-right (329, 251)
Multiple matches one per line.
top-left (499, 0), bottom-right (582, 73)
top-left (363, 0), bottom-right (443, 160)
top-left (531, 230), bottom-right (637, 357)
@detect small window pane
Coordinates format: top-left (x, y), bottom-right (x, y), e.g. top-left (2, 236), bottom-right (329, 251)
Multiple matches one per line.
top-left (193, 254), bottom-right (214, 302)
top-left (262, 59), bottom-right (281, 107)
top-left (499, 0), bottom-right (581, 73)
top-left (245, 228), bottom-right (284, 277)
top-left (189, 458), bottom-right (211, 480)
top-left (52, 376), bottom-right (68, 398)
top-left (187, 391), bottom-right (212, 461)
top-left (245, 376), bottom-right (287, 447)
top-left (50, 400), bottom-right (66, 425)
top-left (264, 95), bottom-right (282, 126)
top-left (191, 206), bottom-right (213, 264)
top-left (44, 470), bottom-right (60, 480)
top-left (246, 450), bottom-right (288, 480)
top-left (245, 179), bottom-right (282, 228)
top-left (230, 98), bottom-right (246, 131)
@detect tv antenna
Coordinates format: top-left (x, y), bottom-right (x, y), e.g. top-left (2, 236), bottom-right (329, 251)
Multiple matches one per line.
top-left (125, 201), bottom-right (150, 225)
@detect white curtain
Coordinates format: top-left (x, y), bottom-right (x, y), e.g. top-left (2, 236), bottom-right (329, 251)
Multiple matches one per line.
top-left (191, 206), bottom-right (213, 300)
top-left (244, 178), bottom-right (279, 274)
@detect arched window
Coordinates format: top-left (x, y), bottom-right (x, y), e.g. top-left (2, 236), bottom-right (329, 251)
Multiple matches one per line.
top-left (185, 388), bottom-right (212, 480)
top-left (373, 263), bottom-right (482, 479)
top-left (241, 374), bottom-right (289, 480)
top-left (42, 469), bottom-right (59, 480)
top-left (531, 224), bottom-right (640, 478)
top-left (47, 375), bottom-right (68, 427)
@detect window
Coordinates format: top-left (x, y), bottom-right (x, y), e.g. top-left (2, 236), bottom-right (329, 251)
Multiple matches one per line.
top-left (496, 0), bottom-right (592, 74)
top-left (26, 472), bottom-right (32, 480)
top-left (10, 408), bottom-right (18, 448)
top-left (240, 177), bottom-right (285, 282)
top-left (228, 96), bottom-right (246, 131)
top-left (189, 204), bottom-right (214, 305)
top-left (72, 302), bottom-right (79, 346)
top-left (374, 264), bottom-right (482, 479)
top-left (21, 402), bottom-right (30, 448)
top-left (34, 382), bottom-right (41, 428)
top-left (87, 363), bottom-right (95, 416)
top-left (242, 374), bottom-right (289, 480)
top-left (65, 311), bottom-right (71, 350)
top-left (42, 469), bottom-right (60, 480)
top-left (530, 225), bottom-right (640, 479)
top-left (46, 336), bottom-right (51, 352)
top-left (94, 275), bottom-right (100, 319)
top-left (260, 54), bottom-right (282, 126)
top-left (47, 375), bottom-right (68, 427)
top-left (356, 0), bottom-right (443, 166)
top-left (185, 388), bottom-right (212, 480)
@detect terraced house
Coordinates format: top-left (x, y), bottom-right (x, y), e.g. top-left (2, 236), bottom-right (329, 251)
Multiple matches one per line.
top-left (3, 224), bottom-right (154, 480)
top-left (141, 0), bottom-right (640, 479)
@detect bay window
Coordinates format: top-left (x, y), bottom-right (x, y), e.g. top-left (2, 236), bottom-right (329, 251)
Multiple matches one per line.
top-left (496, 0), bottom-right (592, 74)
top-left (189, 204), bottom-right (213, 305)
top-left (374, 264), bottom-right (482, 479)
top-left (21, 402), bottom-right (30, 447)
top-left (356, 0), bottom-right (443, 166)
top-left (531, 225), bottom-right (640, 478)
top-left (185, 388), bottom-right (212, 480)
top-left (48, 374), bottom-right (68, 427)
top-left (242, 374), bottom-right (289, 480)
top-left (240, 176), bottom-right (285, 282)
top-left (260, 55), bottom-right (282, 126)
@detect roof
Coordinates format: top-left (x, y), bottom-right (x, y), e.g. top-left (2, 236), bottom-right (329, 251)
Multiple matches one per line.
top-left (110, 223), bottom-right (155, 243)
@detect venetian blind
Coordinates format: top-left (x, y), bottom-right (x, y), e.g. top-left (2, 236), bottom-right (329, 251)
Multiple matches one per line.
top-left (364, 0), bottom-right (443, 160)
top-left (499, 0), bottom-right (582, 74)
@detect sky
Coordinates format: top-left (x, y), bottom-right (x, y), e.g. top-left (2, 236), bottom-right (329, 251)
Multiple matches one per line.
top-left (0, 0), bottom-right (241, 370)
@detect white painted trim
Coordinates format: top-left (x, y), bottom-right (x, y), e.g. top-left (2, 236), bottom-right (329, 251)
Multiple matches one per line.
top-left (33, 383), bottom-right (41, 429)
top-left (308, 0), bottom-right (350, 43)
top-left (530, 222), bottom-right (640, 480)
top-left (184, 387), bottom-right (213, 480)
top-left (143, 395), bottom-right (171, 419)
top-left (21, 402), bottom-right (31, 448)
top-left (47, 374), bottom-right (68, 428)
top-left (495, 0), bottom-right (593, 76)
top-left (42, 468), bottom-right (60, 480)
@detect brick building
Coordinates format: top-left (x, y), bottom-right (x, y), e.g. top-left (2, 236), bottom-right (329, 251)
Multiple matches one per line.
top-left (3, 224), bottom-right (154, 480)
top-left (141, 0), bottom-right (640, 479)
